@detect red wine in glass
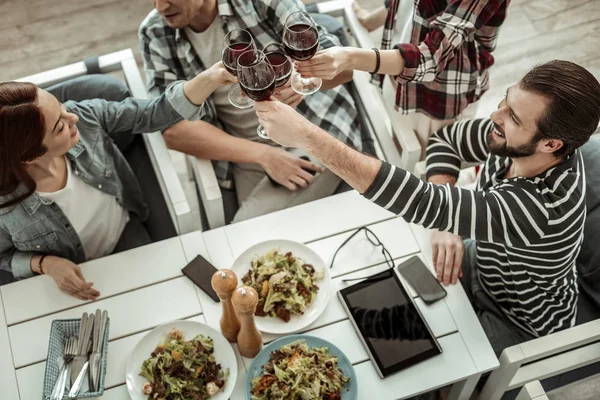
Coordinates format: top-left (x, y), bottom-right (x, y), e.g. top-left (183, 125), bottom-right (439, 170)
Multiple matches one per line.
top-left (223, 42), bottom-right (253, 76)
top-left (282, 24), bottom-right (319, 61)
top-left (265, 51), bottom-right (292, 87)
top-left (240, 82), bottom-right (276, 101)
top-left (237, 50), bottom-right (275, 139)
top-left (282, 11), bottom-right (322, 95)
top-left (222, 29), bottom-right (256, 109)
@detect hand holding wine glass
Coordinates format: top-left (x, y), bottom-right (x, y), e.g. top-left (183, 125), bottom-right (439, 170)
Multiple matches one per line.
top-left (222, 29), bottom-right (257, 109)
top-left (237, 49), bottom-right (276, 139)
top-left (282, 11), bottom-right (322, 95)
top-left (294, 46), bottom-right (352, 81)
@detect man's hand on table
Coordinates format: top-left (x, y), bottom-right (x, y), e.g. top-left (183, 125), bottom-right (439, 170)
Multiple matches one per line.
top-left (431, 231), bottom-right (464, 286)
top-left (44, 256), bottom-right (100, 300)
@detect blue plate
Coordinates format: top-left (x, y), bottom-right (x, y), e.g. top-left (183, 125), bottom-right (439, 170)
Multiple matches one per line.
top-left (246, 334), bottom-right (358, 400)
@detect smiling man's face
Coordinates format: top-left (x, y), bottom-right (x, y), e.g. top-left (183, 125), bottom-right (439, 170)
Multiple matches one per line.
top-left (488, 83), bottom-right (550, 158)
top-left (152, 0), bottom-right (205, 29)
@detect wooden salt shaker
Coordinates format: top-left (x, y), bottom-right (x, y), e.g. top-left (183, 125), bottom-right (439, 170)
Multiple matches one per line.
top-left (211, 270), bottom-right (241, 343)
top-left (231, 286), bottom-right (263, 358)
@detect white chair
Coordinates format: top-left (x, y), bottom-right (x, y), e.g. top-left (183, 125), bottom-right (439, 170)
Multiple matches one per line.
top-left (515, 381), bottom-right (549, 400)
top-left (16, 49), bottom-right (198, 235)
top-left (478, 319), bottom-right (600, 399)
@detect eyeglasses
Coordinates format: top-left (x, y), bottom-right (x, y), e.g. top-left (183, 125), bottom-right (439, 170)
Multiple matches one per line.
top-left (329, 227), bottom-right (395, 282)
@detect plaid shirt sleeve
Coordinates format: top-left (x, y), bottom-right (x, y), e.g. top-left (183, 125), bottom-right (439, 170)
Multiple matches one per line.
top-left (396, 0), bottom-right (507, 84)
top-left (139, 15), bottom-right (212, 121)
top-left (251, 0), bottom-right (341, 49)
top-left (139, 22), bottom-right (179, 97)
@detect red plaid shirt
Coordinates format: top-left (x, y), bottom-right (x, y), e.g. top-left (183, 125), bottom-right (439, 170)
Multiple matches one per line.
top-left (381, 0), bottom-right (510, 120)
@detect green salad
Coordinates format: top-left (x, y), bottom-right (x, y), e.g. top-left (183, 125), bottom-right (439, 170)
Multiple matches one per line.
top-left (251, 340), bottom-right (350, 400)
top-left (241, 249), bottom-right (324, 322)
top-left (140, 328), bottom-right (228, 400)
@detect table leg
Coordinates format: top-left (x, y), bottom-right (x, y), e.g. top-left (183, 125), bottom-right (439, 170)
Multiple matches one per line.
top-left (448, 373), bottom-right (482, 400)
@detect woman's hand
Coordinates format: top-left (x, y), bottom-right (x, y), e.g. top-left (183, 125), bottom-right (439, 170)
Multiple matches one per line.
top-left (295, 47), bottom-right (352, 81)
top-left (206, 61), bottom-right (238, 87)
top-left (43, 256), bottom-right (100, 300)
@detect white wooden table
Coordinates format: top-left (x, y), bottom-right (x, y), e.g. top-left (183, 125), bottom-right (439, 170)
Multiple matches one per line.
top-left (0, 191), bottom-right (498, 399)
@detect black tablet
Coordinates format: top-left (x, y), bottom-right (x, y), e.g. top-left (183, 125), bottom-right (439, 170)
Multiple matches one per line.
top-left (337, 269), bottom-right (442, 378)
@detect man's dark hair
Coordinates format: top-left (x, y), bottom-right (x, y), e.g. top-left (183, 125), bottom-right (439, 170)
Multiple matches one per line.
top-left (520, 60), bottom-right (600, 157)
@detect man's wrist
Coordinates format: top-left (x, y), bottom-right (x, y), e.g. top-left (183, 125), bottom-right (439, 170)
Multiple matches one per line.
top-left (427, 173), bottom-right (457, 186)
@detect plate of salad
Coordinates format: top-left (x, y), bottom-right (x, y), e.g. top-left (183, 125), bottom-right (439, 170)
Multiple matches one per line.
top-left (126, 320), bottom-right (238, 400)
top-left (246, 335), bottom-right (357, 400)
top-left (231, 240), bottom-right (332, 334)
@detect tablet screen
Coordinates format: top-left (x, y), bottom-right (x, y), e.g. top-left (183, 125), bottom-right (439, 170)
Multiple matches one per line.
top-left (339, 269), bottom-right (442, 377)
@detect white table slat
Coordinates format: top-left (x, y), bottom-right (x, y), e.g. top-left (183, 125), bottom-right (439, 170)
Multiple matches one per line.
top-left (0, 294), bottom-right (20, 400)
top-left (224, 191), bottom-right (394, 256)
top-left (1, 237), bottom-right (189, 325)
top-left (355, 334), bottom-right (478, 400)
top-left (409, 224), bottom-right (499, 373)
top-left (16, 363), bottom-right (46, 400)
top-left (10, 277), bottom-right (202, 368)
top-left (243, 319), bottom-right (368, 369)
top-left (181, 230), bottom-right (237, 332)
top-left (98, 385), bottom-right (129, 399)
top-left (307, 217), bottom-right (420, 278)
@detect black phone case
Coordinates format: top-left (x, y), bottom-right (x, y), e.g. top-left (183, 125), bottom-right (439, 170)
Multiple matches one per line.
top-left (397, 257), bottom-right (447, 305)
top-left (181, 257), bottom-right (221, 303)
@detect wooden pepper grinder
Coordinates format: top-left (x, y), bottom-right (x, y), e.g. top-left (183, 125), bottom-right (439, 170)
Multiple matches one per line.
top-left (211, 270), bottom-right (241, 343)
top-left (231, 286), bottom-right (263, 358)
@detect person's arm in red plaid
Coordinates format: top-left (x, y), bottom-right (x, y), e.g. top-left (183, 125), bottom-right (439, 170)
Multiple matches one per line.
top-left (295, 0), bottom-right (508, 81)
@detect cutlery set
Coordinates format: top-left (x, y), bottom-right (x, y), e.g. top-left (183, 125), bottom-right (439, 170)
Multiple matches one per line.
top-left (50, 310), bottom-right (108, 399)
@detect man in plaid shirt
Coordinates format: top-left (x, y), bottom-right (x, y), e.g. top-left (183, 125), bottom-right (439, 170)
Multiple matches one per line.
top-left (138, 0), bottom-right (362, 222)
top-left (298, 0), bottom-right (510, 158)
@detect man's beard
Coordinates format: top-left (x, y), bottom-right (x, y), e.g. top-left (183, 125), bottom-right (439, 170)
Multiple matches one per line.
top-left (487, 123), bottom-right (539, 158)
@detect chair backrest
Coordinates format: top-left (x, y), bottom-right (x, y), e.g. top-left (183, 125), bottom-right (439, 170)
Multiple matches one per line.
top-left (576, 135), bottom-right (600, 313)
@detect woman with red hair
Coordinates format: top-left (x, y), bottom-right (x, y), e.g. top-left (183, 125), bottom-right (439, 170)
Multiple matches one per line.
top-left (0, 62), bottom-right (233, 300)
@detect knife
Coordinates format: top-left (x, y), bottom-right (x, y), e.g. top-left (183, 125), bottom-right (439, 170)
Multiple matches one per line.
top-left (89, 310), bottom-right (108, 392)
top-left (71, 313), bottom-right (94, 386)
top-left (68, 360), bottom-right (89, 398)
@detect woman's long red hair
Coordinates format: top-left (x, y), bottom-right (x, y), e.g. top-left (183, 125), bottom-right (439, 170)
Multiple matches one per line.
top-left (0, 82), bottom-right (47, 208)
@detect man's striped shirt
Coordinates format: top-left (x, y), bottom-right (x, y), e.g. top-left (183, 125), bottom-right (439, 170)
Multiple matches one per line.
top-left (363, 119), bottom-right (585, 337)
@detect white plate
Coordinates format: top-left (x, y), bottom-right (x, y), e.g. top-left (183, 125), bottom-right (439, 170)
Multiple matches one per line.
top-left (231, 239), bottom-right (331, 334)
top-left (126, 320), bottom-right (238, 400)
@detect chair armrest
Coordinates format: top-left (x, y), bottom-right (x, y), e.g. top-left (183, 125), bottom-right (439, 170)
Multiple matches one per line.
top-left (480, 319), bottom-right (600, 400)
top-left (516, 381), bottom-right (549, 400)
top-left (186, 156), bottom-right (225, 230)
top-left (119, 49), bottom-right (196, 234)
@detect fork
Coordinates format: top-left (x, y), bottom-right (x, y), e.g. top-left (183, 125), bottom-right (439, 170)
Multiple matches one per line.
top-left (50, 337), bottom-right (78, 400)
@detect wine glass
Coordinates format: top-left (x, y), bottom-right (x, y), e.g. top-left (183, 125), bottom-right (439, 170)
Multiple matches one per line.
top-left (257, 43), bottom-right (293, 139)
top-left (222, 29), bottom-right (256, 109)
top-left (264, 42), bottom-right (293, 88)
top-left (282, 11), bottom-right (322, 95)
top-left (237, 50), bottom-right (276, 139)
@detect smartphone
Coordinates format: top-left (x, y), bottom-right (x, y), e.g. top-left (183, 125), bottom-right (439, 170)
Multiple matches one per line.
top-left (181, 255), bottom-right (220, 303)
top-left (396, 256), bottom-right (447, 304)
